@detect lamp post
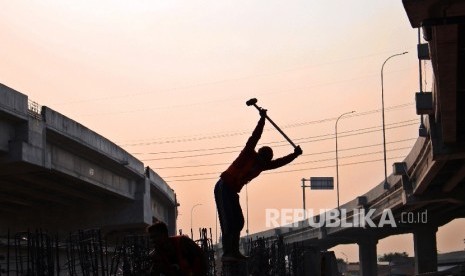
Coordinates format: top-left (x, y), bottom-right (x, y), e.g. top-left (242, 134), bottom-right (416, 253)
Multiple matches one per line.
top-left (190, 203), bottom-right (202, 239)
top-left (335, 111), bottom-right (355, 215)
top-left (381, 52), bottom-right (408, 189)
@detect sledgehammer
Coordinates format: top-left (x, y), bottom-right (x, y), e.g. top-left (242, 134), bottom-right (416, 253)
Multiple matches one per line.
top-left (246, 98), bottom-right (297, 148)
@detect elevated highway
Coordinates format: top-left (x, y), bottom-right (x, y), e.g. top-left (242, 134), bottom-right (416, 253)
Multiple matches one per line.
top-left (246, 1), bottom-right (465, 275)
top-left (0, 84), bottom-right (178, 235)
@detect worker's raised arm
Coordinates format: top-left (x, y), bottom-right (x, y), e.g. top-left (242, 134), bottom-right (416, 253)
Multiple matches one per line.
top-left (244, 109), bottom-right (267, 150)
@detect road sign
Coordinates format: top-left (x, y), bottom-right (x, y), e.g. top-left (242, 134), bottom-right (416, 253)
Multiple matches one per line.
top-left (310, 177), bottom-right (334, 190)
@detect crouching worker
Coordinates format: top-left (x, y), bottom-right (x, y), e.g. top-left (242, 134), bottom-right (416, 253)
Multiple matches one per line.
top-left (147, 221), bottom-right (207, 276)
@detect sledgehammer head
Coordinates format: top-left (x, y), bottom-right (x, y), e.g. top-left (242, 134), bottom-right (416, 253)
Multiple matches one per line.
top-left (246, 98), bottom-right (258, 106)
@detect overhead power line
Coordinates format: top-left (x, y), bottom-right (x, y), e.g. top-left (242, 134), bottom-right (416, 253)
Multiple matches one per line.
top-left (152, 139), bottom-right (416, 169)
top-left (139, 120), bottom-right (418, 161)
top-left (120, 102), bottom-right (414, 147)
top-left (161, 147), bottom-right (411, 179)
top-left (132, 117), bottom-right (417, 155)
top-left (163, 155), bottom-right (406, 183)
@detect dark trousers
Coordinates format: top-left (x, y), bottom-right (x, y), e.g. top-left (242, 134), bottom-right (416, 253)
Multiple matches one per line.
top-left (214, 179), bottom-right (244, 255)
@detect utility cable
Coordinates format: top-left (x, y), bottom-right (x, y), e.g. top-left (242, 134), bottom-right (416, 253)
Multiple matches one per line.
top-left (120, 103), bottom-right (414, 146)
top-left (153, 138), bottom-right (416, 169)
top-left (140, 121), bottom-right (418, 161)
top-left (161, 147), bottom-right (412, 179)
top-left (164, 156), bottom-right (406, 183)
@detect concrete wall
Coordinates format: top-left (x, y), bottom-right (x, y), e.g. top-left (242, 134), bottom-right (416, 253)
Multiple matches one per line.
top-left (146, 167), bottom-right (177, 235)
top-left (0, 83), bottom-right (178, 235)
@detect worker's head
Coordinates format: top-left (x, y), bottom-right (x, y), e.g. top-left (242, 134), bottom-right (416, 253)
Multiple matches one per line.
top-left (147, 221), bottom-right (169, 248)
top-left (258, 146), bottom-right (273, 163)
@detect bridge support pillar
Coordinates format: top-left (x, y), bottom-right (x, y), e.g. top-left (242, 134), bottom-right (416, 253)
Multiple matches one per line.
top-left (413, 226), bottom-right (438, 274)
top-left (357, 236), bottom-right (378, 276)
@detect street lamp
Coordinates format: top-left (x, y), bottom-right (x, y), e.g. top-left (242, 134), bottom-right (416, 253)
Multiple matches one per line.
top-left (381, 52), bottom-right (408, 189)
top-left (335, 111), bottom-right (355, 215)
top-left (190, 203), bottom-right (202, 239)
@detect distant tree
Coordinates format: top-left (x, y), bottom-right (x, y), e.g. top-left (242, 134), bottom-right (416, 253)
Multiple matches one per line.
top-left (336, 258), bottom-right (346, 264)
top-left (378, 252), bottom-right (409, 262)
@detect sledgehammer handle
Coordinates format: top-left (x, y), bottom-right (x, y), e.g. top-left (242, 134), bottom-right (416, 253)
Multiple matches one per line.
top-left (249, 103), bottom-right (297, 148)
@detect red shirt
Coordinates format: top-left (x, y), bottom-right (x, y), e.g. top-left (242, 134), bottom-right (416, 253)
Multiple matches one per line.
top-left (150, 235), bottom-right (207, 276)
top-left (220, 117), bottom-right (298, 193)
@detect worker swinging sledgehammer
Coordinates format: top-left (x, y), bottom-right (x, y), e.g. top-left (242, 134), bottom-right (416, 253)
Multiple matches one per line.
top-left (214, 98), bottom-right (303, 262)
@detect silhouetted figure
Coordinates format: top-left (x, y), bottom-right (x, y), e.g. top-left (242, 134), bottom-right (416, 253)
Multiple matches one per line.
top-left (214, 109), bottom-right (303, 261)
top-left (147, 221), bottom-right (207, 276)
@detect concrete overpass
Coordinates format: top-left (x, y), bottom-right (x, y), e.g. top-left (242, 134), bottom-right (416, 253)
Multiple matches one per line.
top-left (245, 1), bottom-right (465, 275)
top-left (0, 84), bottom-right (178, 235)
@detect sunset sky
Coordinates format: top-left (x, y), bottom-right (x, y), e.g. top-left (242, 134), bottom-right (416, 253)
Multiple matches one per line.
top-left (1, 1), bottom-right (463, 261)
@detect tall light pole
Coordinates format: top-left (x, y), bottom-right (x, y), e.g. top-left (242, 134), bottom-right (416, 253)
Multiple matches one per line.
top-left (335, 111), bottom-right (355, 214)
top-left (190, 203), bottom-right (202, 239)
top-left (381, 52), bottom-right (408, 189)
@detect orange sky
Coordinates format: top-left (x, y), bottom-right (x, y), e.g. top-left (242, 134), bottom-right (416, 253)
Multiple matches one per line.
top-left (1, 1), bottom-right (463, 262)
